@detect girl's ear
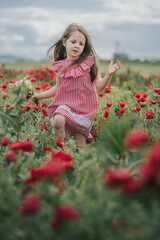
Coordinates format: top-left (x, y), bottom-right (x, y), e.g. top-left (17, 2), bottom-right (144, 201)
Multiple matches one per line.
top-left (63, 39), bottom-right (66, 47)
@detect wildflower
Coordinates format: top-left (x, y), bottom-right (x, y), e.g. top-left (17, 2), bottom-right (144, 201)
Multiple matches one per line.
top-left (41, 124), bottom-right (48, 130)
top-left (135, 92), bottom-right (141, 98)
top-left (105, 87), bottom-right (111, 94)
top-left (51, 206), bottom-right (80, 229)
top-left (5, 103), bottom-right (10, 108)
top-left (56, 139), bottom-right (66, 148)
top-left (41, 102), bottom-right (47, 107)
top-left (125, 129), bottom-right (150, 150)
top-left (32, 106), bottom-right (40, 112)
top-left (140, 143), bottom-right (160, 189)
top-left (42, 109), bottom-right (48, 117)
top-left (1, 137), bottom-right (10, 146)
top-left (18, 195), bottom-right (41, 215)
top-left (145, 111), bottom-right (154, 119)
top-left (150, 100), bottom-right (157, 105)
top-left (153, 88), bottom-right (160, 95)
top-left (140, 104), bottom-right (147, 108)
top-left (119, 101), bottom-right (127, 108)
top-left (104, 168), bottom-right (133, 188)
top-left (91, 132), bottom-right (98, 137)
top-left (5, 151), bottom-right (17, 162)
top-left (142, 92), bottom-right (148, 98)
top-left (43, 146), bottom-right (52, 152)
top-left (136, 107), bottom-right (141, 112)
top-left (106, 102), bottom-right (112, 107)
top-left (98, 92), bottom-right (104, 97)
top-left (31, 159), bottom-right (64, 180)
top-left (139, 97), bottom-right (147, 102)
top-left (118, 108), bottom-right (125, 114)
top-left (3, 94), bottom-right (8, 99)
top-left (9, 142), bottom-right (23, 151)
top-left (121, 178), bottom-right (142, 194)
top-left (87, 137), bottom-right (92, 143)
top-left (9, 141), bottom-right (34, 152)
top-left (104, 108), bottom-right (110, 119)
top-left (21, 141), bottom-right (34, 152)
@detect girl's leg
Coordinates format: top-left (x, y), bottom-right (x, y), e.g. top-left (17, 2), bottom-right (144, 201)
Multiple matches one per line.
top-left (75, 131), bottom-right (86, 151)
top-left (53, 114), bottom-right (66, 140)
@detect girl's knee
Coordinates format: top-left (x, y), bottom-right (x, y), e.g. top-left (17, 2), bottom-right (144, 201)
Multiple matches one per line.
top-left (53, 115), bottom-right (66, 129)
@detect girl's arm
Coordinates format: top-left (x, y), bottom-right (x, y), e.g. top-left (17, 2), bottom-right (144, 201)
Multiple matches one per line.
top-left (32, 76), bottom-right (61, 100)
top-left (94, 60), bottom-right (121, 90)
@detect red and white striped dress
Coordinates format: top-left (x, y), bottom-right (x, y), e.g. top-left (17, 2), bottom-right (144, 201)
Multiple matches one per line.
top-left (48, 55), bottom-right (99, 138)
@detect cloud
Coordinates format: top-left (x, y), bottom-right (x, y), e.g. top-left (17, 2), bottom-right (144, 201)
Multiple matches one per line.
top-left (96, 0), bottom-right (160, 24)
top-left (0, 3), bottom-right (160, 60)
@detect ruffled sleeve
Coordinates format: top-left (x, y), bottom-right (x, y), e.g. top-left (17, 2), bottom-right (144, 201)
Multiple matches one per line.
top-left (52, 56), bottom-right (95, 78)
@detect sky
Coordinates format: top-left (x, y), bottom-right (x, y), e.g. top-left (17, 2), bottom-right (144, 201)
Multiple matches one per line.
top-left (0, 0), bottom-right (160, 61)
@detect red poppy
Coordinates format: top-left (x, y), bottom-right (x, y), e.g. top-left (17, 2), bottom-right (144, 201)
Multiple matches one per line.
top-left (150, 100), bottom-right (157, 105)
top-left (104, 168), bottom-right (133, 188)
top-left (153, 88), bottom-right (160, 95)
top-left (125, 129), bottom-right (150, 150)
top-left (140, 143), bottom-right (160, 189)
top-left (106, 102), bottom-right (112, 107)
top-left (42, 109), bottom-right (48, 117)
top-left (51, 206), bottom-right (80, 229)
top-left (140, 104), bottom-right (147, 108)
top-left (51, 151), bottom-right (74, 163)
top-left (41, 102), bottom-right (47, 107)
top-left (5, 151), bottom-right (17, 162)
top-left (56, 139), bottom-right (66, 148)
top-left (21, 141), bottom-right (34, 152)
top-left (98, 92), bottom-right (104, 97)
top-left (139, 97), bottom-right (147, 102)
top-left (118, 108), bottom-right (125, 114)
top-left (145, 111), bottom-right (154, 119)
top-left (91, 132), bottom-right (98, 137)
top-left (32, 106), bottom-right (40, 112)
top-left (31, 159), bottom-right (64, 180)
top-left (41, 124), bottom-right (48, 129)
top-left (136, 107), bottom-right (141, 112)
top-left (1, 137), bottom-right (10, 146)
top-left (18, 195), bottom-right (41, 215)
top-left (3, 94), bottom-right (8, 99)
top-left (142, 92), bottom-right (148, 98)
top-left (119, 101), bottom-right (127, 108)
top-left (9, 142), bottom-right (23, 150)
top-left (121, 178), bottom-right (142, 194)
top-left (135, 92), bottom-right (141, 98)
top-left (43, 146), bottom-right (52, 152)
top-left (105, 87), bottom-right (111, 94)
top-left (104, 108), bottom-right (110, 119)
top-left (5, 103), bottom-right (10, 107)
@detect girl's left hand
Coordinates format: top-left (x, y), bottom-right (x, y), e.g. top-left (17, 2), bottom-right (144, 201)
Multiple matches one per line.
top-left (108, 60), bottom-right (121, 76)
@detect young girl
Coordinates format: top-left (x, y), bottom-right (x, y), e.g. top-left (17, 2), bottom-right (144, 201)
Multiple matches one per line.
top-left (32, 23), bottom-right (121, 149)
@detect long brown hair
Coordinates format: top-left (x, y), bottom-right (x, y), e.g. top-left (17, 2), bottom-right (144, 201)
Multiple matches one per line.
top-left (47, 23), bottom-right (99, 82)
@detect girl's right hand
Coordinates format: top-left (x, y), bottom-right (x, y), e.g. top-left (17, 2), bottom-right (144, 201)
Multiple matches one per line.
top-left (32, 93), bottom-right (40, 102)
top-left (32, 93), bottom-right (40, 106)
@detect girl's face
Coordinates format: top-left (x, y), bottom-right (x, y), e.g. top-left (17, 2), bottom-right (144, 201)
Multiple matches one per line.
top-left (63, 31), bottom-right (86, 60)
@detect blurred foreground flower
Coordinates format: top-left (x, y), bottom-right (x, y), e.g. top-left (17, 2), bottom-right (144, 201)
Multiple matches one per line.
top-left (18, 195), bottom-right (41, 215)
top-left (125, 128), bottom-right (150, 151)
top-left (25, 151), bottom-right (74, 185)
top-left (51, 206), bottom-right (80, 229)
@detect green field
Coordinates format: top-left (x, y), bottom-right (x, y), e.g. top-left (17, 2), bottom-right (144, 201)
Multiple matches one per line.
top-left (1, 60), bottom-right (160, 76)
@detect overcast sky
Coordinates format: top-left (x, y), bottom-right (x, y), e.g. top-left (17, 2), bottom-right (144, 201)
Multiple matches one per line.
top-left (0, 0), bottom-right (160, 61)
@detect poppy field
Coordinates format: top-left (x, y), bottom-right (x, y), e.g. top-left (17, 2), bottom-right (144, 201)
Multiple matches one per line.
top-left (0, 62), bottom-right (160, 240)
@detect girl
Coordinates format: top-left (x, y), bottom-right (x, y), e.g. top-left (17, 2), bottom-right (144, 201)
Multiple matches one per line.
top-left (32, 23), bottom-right (121, 150)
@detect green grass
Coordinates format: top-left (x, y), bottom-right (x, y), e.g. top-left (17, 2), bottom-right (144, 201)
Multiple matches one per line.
top-left (1, 60), bottom-right (160, 76)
